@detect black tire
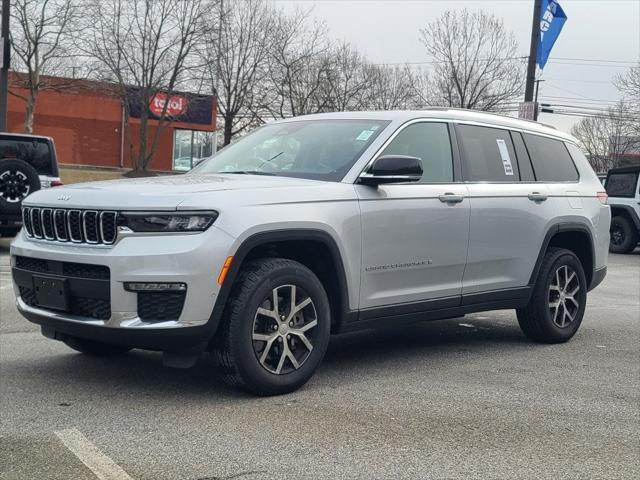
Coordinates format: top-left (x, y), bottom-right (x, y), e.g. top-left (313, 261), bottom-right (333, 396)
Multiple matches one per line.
top-left (212, 258), bottom-right (331, 396)
top-left (609, 215), bottom-right (638, 254)
top-left (0, 227), bottom-right (20, 237)
top-left (63, 337), bottom-right (132, 356)
top-left (0, 158), bottom-right (41, 214)
top-left (517, 247), bottom-right (587, 344)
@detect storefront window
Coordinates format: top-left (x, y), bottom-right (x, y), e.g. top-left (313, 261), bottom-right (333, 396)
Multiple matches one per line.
top-left (173, 129), bottom-right (215, 171)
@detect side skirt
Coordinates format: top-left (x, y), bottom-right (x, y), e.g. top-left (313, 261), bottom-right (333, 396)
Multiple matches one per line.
top-left (339, 287), bottom-right (531, 334)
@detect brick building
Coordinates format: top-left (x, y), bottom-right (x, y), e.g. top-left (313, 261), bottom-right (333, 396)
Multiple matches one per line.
top-left (7, 73), bottom-right (217, 172)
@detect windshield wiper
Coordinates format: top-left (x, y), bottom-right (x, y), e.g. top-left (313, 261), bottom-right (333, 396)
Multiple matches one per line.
top-left (221, 171), bottom-right (277, 176)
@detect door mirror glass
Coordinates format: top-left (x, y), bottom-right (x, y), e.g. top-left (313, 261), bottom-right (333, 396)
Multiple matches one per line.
top-left (359, 155), bottom-right (423, 185)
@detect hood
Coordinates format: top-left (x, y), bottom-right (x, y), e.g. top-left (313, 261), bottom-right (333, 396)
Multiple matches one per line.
top-left (23, 174), bottom-right (326, 210)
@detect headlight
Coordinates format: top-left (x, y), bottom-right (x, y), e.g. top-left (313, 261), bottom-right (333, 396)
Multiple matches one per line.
top-left (119, 211), bottom-right (218, 233)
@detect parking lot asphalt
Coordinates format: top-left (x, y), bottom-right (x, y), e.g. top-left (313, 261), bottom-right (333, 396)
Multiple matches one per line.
top-left (0, 237), bottom-right (638, 480)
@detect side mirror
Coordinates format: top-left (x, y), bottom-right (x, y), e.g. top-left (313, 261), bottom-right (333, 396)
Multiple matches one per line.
top-left (359, 155), bottom-right (423, 186)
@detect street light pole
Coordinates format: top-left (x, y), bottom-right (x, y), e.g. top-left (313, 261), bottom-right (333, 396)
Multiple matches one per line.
top-left (0, 0), bottom-right (10, 132)
top-left (524, 0), bottom-right (542, 102)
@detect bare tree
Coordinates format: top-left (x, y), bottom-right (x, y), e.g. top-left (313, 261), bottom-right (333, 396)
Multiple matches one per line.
top-left (571, 102), bottom-right (637, 172)
top-left (615, 66), bottom-right (640, 108)
top-left (321, 41), bottom-right (370, 112)
top-left (199, 0), bottom-right (273, 146)
top-left (84, 0), bottom-right (206, 171)
top-left (362, 64), bottom-right (422, 110)
top-left (10, 0), bottom-right (81, 133)
top-left (266, 9), bottom-right (330, 118)
top-left (419, 10), bottom-right (523, 111)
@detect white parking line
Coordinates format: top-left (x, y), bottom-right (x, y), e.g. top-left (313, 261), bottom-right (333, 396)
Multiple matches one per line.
top-left (55, 428), bottom-right (133, 480)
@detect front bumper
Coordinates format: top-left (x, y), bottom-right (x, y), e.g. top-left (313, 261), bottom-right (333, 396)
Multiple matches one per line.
top-left (11, 226), bottom-right (236, 348)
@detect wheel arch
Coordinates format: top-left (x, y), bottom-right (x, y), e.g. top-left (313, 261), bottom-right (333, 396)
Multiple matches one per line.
top-left (610, 204), bottom-right (640, 231)
top-left (210, 229), bottom-right (354, 336)
top-left (529, 223), bottom-right (596, 290)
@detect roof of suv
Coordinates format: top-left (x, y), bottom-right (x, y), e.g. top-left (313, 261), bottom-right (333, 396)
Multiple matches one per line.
top-left (281, 109), bottom-right (575, 143)
top-left (0, 132), bottom-right (53, 141)
top-left (607, 165), bottom-right (640, 175)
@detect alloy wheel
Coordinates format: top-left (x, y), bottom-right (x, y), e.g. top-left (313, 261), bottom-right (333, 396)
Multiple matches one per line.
top-left (548, 265), bottom-right (581, 328)
top-left (610, 224), bottom-right (625, 247)
top-left (0, 170), bottom-right (31, 203)
top-left (252, 284), bottom-right (318, 375)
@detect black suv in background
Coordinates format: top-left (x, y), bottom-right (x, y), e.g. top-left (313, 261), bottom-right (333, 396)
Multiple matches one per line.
top-left (606, 165), bottom-right (640, 254)
top-left (0, 133), bottom-right (62, 237)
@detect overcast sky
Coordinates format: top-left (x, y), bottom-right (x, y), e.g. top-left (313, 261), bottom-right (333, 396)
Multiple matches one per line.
top-left (274, 0), bottom-right (640, 134)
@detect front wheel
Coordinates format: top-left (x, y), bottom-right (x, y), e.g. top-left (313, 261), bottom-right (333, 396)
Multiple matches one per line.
top-left (517, 247), bottom-right (587, 344)
top-left (212, 258), bottom-right (331, 396)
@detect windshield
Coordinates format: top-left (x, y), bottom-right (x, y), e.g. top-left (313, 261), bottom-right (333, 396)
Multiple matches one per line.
top-left (191, 119), bottom-right (390, 182)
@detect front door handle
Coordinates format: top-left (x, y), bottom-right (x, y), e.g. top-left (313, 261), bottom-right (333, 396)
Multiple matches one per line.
top-left (438, 193), bottom-right (464, 204)
top-left (528, 192), bottom-right (548, 202)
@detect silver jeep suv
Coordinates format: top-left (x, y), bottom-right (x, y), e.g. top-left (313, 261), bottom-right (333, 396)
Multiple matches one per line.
top-left (11, 110), bottom-right (610, 395)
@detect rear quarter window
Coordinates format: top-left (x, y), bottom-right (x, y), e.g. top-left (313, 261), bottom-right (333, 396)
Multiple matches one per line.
top-left (606, 173), bottom-right (638, 198)
top-left (523, 134), bottom-right (579, 182)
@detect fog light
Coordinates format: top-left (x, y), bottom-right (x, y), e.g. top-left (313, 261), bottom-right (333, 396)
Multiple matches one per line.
top-left (124, 282), bottom-right (187, 292)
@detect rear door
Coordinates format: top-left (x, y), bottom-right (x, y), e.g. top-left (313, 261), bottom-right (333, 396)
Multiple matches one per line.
top-left (356, 121), bottom-right (470, 309)
top-left (457, 124), bottom-right (557, 296)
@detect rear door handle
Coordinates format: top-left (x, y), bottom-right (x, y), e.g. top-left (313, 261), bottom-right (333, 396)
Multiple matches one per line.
top-left (528, 192), bottom-right (548, 202)
top-left (438, 193), bottom-right (464, 204)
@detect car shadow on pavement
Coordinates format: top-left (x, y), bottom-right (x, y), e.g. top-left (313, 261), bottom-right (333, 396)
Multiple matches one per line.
top-left (4, 315), bottom-right (532, 400)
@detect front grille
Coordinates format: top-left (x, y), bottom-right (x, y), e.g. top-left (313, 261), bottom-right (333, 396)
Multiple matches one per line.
top-left (138, 292), bottom-right (186, 322)
top-left (22, 207), bottom-right (118, 245)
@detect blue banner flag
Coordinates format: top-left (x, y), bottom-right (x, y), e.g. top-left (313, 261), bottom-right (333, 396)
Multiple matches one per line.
top-left (537, 0), bottom-right (567, 70)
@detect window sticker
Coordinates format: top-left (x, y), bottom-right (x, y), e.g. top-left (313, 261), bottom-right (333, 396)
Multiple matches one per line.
top-left (496, 139), bottom-right (514, 176)
top-left (356, 130), bottom-right (374, 141)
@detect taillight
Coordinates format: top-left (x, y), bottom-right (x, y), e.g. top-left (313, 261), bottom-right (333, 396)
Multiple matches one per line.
top-left (596, 191), bottom-right (608, 204)
top-left (50, 180), bottom-right (64, 187)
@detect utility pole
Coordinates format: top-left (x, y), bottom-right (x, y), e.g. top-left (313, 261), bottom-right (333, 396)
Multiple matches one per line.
top-left (524, 0), bottom-right (542, 102)
top-left (0, 0), bottom-right (10, 132)
top-left (533, 79), bottom-right (544, 120)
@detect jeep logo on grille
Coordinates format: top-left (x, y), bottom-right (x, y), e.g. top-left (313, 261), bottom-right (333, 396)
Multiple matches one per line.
top-left (57, 194), bottom-right (71, 201)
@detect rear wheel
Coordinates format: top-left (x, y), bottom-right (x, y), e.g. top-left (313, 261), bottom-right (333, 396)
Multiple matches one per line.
top-left (63, 337), bottom-right (132, 356)
top-left (212, 258), bottom-right (331, 396)
top-left (609, 215), bottom-right (638, 254)
top-left (517, 247), bottom-right (587, 344)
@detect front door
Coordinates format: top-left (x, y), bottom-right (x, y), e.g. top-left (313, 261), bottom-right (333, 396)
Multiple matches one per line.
top-left (356, 121), bottom-right (470, 309)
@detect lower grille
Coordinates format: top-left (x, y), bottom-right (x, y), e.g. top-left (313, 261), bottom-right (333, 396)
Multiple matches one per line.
top-left (19, 286), bottom-right (111, 320)
top-left (138, 292), bottom-right (186, 321)
top-left (15, 256), bottom-right (111, 321)
top-left (15, 256), bottom-right (109, 280)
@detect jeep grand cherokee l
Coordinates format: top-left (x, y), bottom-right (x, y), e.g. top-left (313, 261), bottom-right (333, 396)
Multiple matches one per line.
top-left (11, 110), bottom-right (610, 396)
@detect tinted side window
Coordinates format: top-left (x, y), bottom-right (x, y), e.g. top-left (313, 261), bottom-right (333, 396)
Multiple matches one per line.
top-left (456, 125), bottom-right (519, 181)
top-left (512, 131), bottom-right (536, 181)
top-left (0, 137), bottom-right (54, 175)
top-left (523, 134), bottom-right (578, 182)
top-left (381, 122), bottom-right (453, 183)
top-left (606, 173), bottom-right (638, 198)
